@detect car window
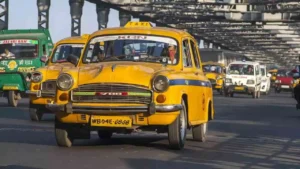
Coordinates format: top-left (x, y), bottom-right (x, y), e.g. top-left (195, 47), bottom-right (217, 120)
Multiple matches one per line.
top-left (182, 39), bottom-right (192, 67)
top-left (190, 40), bottom-right (200, 69)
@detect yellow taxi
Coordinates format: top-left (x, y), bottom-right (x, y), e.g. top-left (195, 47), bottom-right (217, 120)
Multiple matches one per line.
top-left (46, 21), bottom-right (215, 150)
top-left (268, 69), bottom-right (277, 87)
top-left (202, 62), bottom-right (225, 95)
top-left (26, 34), bottom-right (90, 121)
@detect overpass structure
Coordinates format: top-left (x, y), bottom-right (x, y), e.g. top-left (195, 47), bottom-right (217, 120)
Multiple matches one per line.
top-left (0, 0), bottom-right (300, 68)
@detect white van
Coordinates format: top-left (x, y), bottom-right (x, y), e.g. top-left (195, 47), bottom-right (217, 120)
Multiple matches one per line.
top-left (224, 61), bottom-right (262, 98)
top-left (260, 65), bottom-right (271, 94)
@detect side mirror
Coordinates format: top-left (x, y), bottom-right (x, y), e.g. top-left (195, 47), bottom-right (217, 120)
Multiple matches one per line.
top-left (267, 73), bottom-right (271, 77)
top-left (66, 54), bottom-right (79, 66)
top-left (40, 56), bottom-right (48, 63)
top-left (292, 69), bottom-right (298, 73)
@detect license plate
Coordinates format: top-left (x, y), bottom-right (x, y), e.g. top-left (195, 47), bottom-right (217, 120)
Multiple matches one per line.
top-left (281, 85), bottom-right (289, 89)
top-left (3, 86), bottom-right (18, 90)
top-left (90, 116), bottom-right (132, 127)
top-left (235, 86), bottom-right (244, 90)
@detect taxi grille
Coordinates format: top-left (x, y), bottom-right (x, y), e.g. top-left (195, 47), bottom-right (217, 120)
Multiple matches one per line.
top-left (71, 83), bottom-right (152, 104)
top-left (41, 80), bottom-right (56, 97)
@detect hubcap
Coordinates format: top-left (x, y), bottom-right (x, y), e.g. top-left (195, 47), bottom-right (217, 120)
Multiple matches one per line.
top-left (179, 108), bottom-right (186, 141)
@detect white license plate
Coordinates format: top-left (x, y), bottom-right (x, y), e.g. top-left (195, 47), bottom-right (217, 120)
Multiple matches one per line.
top-left (281, 85), bottom-right (289, 89)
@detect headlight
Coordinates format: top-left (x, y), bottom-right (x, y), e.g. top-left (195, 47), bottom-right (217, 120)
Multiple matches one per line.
top-left (31, 71), bottom-right (42, 83)
top-left (275, 80), bottom-right (281, 83)
top-left (57, 73), bottom-right (73, 91)
top-left (291, 80), bottom-right (294, 84)
top-left (247, 80), bottom-right (255, 84)
top-left (152, 75), bottom-right (169, 92)
top-left (225, 78), bottom-right (232, 83)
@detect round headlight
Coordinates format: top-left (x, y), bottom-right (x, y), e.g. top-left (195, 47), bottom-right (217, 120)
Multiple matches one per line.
top-left (152, 75), bottom-right (169, 92)
top-left (31, 71), bottom-right (42, 83)
top-left (57, 73), bottom-right (73, 91)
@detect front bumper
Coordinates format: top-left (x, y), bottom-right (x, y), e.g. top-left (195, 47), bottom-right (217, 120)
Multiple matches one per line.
top-left (46, 103), bottom-right (183, 115)
top-left (274, 84), bottom-right (292, 90)
top-left (26, 90), bottom-right (41, 97)
top-left (225, 85), bottom-right (255, 93)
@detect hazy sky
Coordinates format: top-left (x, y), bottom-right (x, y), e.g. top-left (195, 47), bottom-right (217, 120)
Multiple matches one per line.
top-left (9, 0), bottom-right (121, 42)
top-left (8, 0), bottom-right (203, 47)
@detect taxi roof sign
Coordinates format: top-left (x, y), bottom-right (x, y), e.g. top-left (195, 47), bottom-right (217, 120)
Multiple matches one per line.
top-left (81, 34), bottom-right (90, 39)
top-left (124, 21), bottom-right (153, 28)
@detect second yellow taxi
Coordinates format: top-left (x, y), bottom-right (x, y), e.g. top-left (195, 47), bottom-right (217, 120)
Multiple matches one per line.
top-left (202, 62), bottom-right (225, 95)
top-left (26, 34), bottom-right (89, 121)
top-left (46, 21), bottom-right (215, 150)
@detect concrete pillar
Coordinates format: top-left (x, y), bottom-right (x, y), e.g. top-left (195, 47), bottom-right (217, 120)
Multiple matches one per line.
top-left (69, 0), bottom-right (84, 36)
top-left (96, 4), bottom-right (110, 30)
top-left (0, 0), bottom-right (8, 30)
top-left (37, 0), bottom-right (50, 29)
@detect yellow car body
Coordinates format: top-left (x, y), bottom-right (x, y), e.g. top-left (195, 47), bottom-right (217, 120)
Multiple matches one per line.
top-left (47, 21), bottom-right (215, 149)
top-left (26, 34), bottom-right (90, 121)
top-left (268, 69), bottom-right (277, 87)
top-left (202, 62), bottom-right (225, 94)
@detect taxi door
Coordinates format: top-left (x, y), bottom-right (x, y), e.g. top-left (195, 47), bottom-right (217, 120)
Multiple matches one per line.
top-left (181, 38), bottom-right (202, 122)
top-left (189, 39), bottom-right (208, 122)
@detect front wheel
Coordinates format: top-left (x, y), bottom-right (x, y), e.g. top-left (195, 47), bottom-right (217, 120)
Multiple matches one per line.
top-left (168, 99), bottom-right (187, 150)
top-left (29, 108), bottom-right (43, 121)
top-left (8, 90), bottom-right (20, 107)
top-left (192, 123), bottom-right (208, 142)
top-left (55, 118), bottom-right (74, 147)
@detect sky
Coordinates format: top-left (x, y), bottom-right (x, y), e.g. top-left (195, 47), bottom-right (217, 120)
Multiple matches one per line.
top-left (8, 0), bottom-right (203, 47)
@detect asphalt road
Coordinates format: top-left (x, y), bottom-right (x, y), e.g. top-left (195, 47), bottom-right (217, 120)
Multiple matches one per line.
top-left (0, 90), bottom-right (300, 169)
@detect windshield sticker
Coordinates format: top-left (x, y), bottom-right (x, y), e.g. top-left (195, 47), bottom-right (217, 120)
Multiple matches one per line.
top-left (0, 39), bottom-right (38, 44)
top-left (90, 35), bottom-right (177, 46)
top-left (7, 60), bottom-right (17, 70)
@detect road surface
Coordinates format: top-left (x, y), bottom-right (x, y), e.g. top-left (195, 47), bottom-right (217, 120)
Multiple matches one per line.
top-left (0, 91), bottom-right (300, 169)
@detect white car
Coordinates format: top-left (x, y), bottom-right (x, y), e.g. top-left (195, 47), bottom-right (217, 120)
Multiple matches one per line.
top-left (260, 65), bottom-right (271, 95)
top-left (224, 61), bottom-right (262, 98)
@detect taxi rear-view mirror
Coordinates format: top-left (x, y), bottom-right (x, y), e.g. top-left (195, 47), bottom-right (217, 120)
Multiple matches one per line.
top-left (67, 54), bottom-right (79, 66)
top-left (40, 56), bottom-right (48, 63)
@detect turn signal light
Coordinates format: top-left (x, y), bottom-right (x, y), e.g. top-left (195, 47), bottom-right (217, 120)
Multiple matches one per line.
top-left (156, 94), bottom-right (166, 103)
top-left (33, 85), bottom-right (39, 90)
top-left (59, 93), bottom-right (68, 101)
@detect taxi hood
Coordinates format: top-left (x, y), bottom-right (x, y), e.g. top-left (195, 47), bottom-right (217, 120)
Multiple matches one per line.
top-left (76, 62), bottom-right (173, 87)
top-left (276, 76), bottom-right (293, 85)
top-left (38, 62), bottom-right (76, 80)
top-left (204, 72), bottom-right (220, 79)
top-left (226, 74), bottom-right (255, 85)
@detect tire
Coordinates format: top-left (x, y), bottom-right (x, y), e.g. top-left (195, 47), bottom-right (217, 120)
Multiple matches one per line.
top-left (252, 91), bottom-right (257, 98)
top-left (192, 123), bottom-right (208, 142)
top-left (168, 99), bottom-right (187, 150)
top-left (55, 118), bottom-right (73, 147)
top-left (8, 90), bottom-right (19, 107)
top-left (29, 108), bottom-right (43, 121)
top-left (256, 91), bottom-right (261, 98)
top-left (98, 131), bottom-right (113, 139)
top-left (230, 93), bottom-right (234, 97)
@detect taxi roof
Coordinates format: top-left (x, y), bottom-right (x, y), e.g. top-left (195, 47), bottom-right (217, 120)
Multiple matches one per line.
top-left (89, 24), bottom-right (193, 40)
top-left (229, 61), bottom-right (260, 66)
top-left (202, 61), bottom-right (225, 66)
top-left (56, 34), bottom-right (89, 44)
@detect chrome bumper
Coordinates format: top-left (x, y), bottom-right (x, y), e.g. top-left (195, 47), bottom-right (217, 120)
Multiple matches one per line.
top-left (46, 103), bottom-right (182, 115)
top-left (25, 90), bottom-right (41, 97)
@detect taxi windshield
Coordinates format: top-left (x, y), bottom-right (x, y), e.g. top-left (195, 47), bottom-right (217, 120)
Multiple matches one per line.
top-left (51, 44), bottom-right (84, 63)
top-left (261, 68), bottom-right (266, 76)
top-left (228, 64), bottom-right (254, 75)
top-left (0, 39), bottom-right (38, 60)
top-left (277, 70), bottom-right (292, 77)
top-left (82, 35), bottom-right (179, 65)
top-left (203, 65), bottom-right (222, 73)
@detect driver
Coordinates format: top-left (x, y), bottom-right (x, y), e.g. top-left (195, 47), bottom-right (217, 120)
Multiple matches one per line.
top-left (0, 49), bottom-right (15, 59)
top-left (247, 66), bottom-right (254, 74)
top-left (168, 45), bottom-right (177, 64)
